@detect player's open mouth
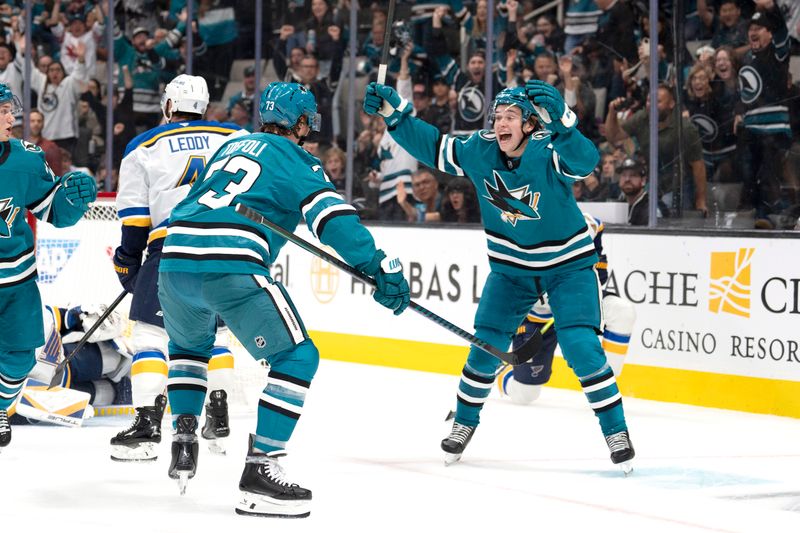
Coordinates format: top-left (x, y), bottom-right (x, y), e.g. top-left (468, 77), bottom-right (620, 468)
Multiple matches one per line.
top-left (498, 133), bottom-right (512, 142)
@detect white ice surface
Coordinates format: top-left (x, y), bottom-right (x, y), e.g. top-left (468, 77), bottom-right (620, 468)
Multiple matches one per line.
top-left (4, 359), bottom-right (800, 533)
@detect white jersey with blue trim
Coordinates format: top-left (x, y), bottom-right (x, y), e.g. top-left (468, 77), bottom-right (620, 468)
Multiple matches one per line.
top-left (117, 120), bottom-right (247, 251)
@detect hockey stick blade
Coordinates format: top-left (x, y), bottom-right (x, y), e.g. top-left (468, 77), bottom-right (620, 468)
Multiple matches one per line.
top-left (234, 204), bottom-right (539, 365)
top-left (48, 290), bottom-right (128, 389)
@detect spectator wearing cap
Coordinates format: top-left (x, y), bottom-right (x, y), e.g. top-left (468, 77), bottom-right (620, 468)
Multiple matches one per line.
top-left (229, 98), bottom-right (254, 133)
top-left (227, 65), bottom-right (257, 114)
top-left (616, 158), bottom-right (667, 226)
top-left (605, 84), bottom-right (708, 215)
top-left (736, 1), bottom-right (793, 229)
top-left (15, 33), bottom-right (88, 154)
top-left (698, 0), bottom-right (750, 58)
top-left (49, 2), bottom-right (97, 77)
top-left (414, 80), bottom-right (452, 135)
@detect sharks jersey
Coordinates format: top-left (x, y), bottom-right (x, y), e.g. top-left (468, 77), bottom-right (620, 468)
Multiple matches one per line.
top-left (738, 6), bottom-right (791, 137)
top-left (160, 132), bottom-right (378, 276)
top-left (388, 114), bottom-right (599, 277)
top-left (0, 139), bottom-right (87, 289)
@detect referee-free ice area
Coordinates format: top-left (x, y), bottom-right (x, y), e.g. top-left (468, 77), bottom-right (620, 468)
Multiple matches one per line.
top-left (4, 359), bottom-right (800, 533)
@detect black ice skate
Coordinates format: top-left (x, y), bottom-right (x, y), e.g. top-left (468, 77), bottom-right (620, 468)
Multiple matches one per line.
top-left (0, 409), bottom-right (11, 451)
top-left (441, 421), bottom-right (476, 466)
top-left (168, 414), bottom-right (199, 495)
top-left (235, 434), bottom-right (312, 518)
top-left (201, 389), bottom-right (230, 455)
top-left (605, 430), bottom-right (635, 475)
top-left (110, 394), bottom-right (167, 462)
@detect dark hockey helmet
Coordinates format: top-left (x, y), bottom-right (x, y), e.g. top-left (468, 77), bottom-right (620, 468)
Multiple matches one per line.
top-left (490, 87), bottom-right (535, 123)
top-left (0, 83), bottom-right (21, 114)
top-left (259, 81), bottom-right (322, 132)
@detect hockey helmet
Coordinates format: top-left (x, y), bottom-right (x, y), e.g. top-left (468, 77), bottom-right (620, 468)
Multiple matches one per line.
top-left (490, 87), bottom-right (535, 123)
top-left (161, 74), bottom-right (209, 121)
top-left (0, 83), bottom-right (21, 114)
top-left (259, 81), bottom-right (321, 132)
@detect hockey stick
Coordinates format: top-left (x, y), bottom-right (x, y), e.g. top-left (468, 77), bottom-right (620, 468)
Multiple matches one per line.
top-left (48, 290), bottom-right (128, 389)
top-left (377, 0), bottom-right (397, 84)
top-left (234, 204), bottom-right (541, 365)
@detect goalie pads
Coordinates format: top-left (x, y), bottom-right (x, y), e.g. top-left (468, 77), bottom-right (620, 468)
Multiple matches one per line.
top-left (13, 378), bottom-right (91, 427)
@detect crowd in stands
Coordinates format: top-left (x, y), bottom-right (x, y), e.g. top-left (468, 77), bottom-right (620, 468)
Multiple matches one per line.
top-left (2, 0), bottom-right (799, 229)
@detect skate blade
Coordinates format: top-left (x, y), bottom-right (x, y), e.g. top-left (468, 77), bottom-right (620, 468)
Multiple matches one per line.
top-left (444, 452), bottom-right (462, 466)
top-left (205, 437), bottom-right (227, 455)
top-left (176, 471), bottom-right (190, 495)
top-left (110, 442), bottom-right (158, 462)
top-left (618, 460), bottom-right (634, 476)
top-left (236, 491), bottom-right (311, 518)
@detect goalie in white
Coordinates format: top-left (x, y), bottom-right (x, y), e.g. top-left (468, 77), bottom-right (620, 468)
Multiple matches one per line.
top-left (497, 214), bottom-right (637, 404)
top-left (11, 303), bottom-right (132, 427)
top-left (110, 75), bottom-right (247, 461)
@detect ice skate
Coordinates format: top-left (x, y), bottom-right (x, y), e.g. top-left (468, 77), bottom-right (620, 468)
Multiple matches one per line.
top-left (168, 414), bottom-right (199, 495)
top-left (235, 435), bottom-right (312, 518)
top-left (605, 430), bottom-right (635, 475)
top-left (110, 394), bottom-right (167, 461)
top-left (201, 390), bottom-right (229, 455)
top-left (0, 409), bottom-right (11, 451)
top-left (441, 421), bottom-right (476, 466)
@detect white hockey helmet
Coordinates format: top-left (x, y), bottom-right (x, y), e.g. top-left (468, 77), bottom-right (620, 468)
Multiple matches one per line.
top-left (161, 74), bottom-right (209, 121)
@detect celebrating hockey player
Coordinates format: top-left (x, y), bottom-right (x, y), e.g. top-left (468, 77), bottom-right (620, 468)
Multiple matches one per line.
top-left (0, 82), bottom-right (97, 451)
top-left (497, 214), bottom-right (637, 405)
top-left (157, 81), bottom-right (410, 514)
top-left (111, 75), bottom-right (247, 461)
top-left (363, 80), bottom-right (635, 472)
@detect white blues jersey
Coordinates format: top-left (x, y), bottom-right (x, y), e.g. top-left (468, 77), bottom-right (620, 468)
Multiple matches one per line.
top-left (117, 120), bottom-right (247, 255)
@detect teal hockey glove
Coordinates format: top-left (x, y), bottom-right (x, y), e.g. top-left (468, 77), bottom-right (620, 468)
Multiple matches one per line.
top-left (363, 249), bottom-right (410, 316)
top-left (62, 171), bottom-right (97, 209)
top-left (524, 80), bottom-right (577, 134)
top-left (363, 82), bottom-right (411, 127)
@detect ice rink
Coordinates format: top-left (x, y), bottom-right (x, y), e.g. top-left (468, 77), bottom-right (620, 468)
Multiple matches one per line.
top-left (4, 359), bottom-right (800, 533)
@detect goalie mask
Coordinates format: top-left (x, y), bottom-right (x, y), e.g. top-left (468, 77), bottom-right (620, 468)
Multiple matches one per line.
top-left (161, 74), bottom-right (210, 121)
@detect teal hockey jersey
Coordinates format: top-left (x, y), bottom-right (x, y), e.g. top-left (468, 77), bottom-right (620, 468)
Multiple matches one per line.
top-left (161, 133), bottom-right (378, 275)
top-left (0, 140), bottom-right (88, 289)
top-left (388, 114), bottom-right (600, 276)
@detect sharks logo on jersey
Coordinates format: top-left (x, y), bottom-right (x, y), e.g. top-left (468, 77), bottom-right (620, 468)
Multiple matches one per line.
top-left (483, 171), bottom-right (541, 226)
top-left (738, 66), bottom-right (762, 105)
top-left (458, 85), bottom-right (485, 123)
top-left (690, 113), bottom-right (718, 142)
top-left (0, 197), bottom-right (20, 238)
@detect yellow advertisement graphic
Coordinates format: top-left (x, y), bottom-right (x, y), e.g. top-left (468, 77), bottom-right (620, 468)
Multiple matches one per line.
top-left (310, 255), bottom-right (340, 303)
top-left (708, 248), bottom-right (754, 318)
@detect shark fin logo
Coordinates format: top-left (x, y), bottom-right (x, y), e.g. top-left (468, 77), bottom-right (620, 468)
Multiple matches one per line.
top-left (483, 171), bottom-right (541, 226)
top-left (709, 248), bottom-right (754, 318)
top-left (0, 197), bottom-right (20, 238)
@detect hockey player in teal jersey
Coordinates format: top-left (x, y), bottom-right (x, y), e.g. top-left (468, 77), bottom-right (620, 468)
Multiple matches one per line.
top-left (0, 83), bottom-right (97, 450)
top-left (364, 80), bottom-right (634, 473)
top-left (157, 81), bottom-right (410, 513)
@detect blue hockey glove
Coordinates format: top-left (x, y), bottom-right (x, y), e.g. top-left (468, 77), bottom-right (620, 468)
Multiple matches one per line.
top-left (113, 246), bottom-right (141, 293)
top-left (363, 82), bottom-right (411, 127)
top-left (62, 171), bottom-right (97, 209)
top-left (363, 249), bottom-right (410, 316)
top-left (524, 80), bottom-right (577, 134)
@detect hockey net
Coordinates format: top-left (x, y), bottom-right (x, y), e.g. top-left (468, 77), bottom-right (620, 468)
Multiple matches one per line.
top-left (35, 193), bottom-right (267, 415)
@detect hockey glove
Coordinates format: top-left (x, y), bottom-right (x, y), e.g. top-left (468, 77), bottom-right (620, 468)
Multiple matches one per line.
top-left (62, 171), bottom-right (98, 209)
top-left (524, 80), bottom-right (577, 135)
top-left (363, 82), bottom-right (411, 128)
top-left (113, 246), bottom-right (141, 293)
top-left (63, 304), bottom-right (125, 343)
top-left (363, 249), bottom-right (410, 316)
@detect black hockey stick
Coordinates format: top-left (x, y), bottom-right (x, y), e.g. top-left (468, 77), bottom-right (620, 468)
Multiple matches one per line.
top-left (377, 0), bottom-right (397, 84)
top-left (234, 204), bottom-right (541, 365)
top-left (47, 290), bottom-right (128, 389)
